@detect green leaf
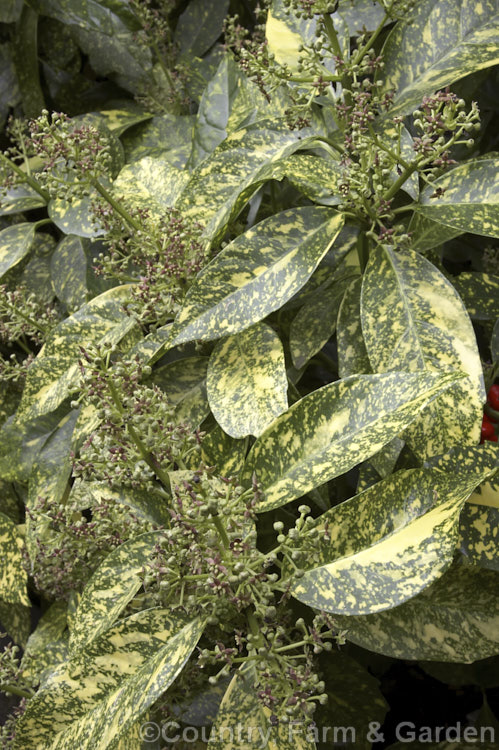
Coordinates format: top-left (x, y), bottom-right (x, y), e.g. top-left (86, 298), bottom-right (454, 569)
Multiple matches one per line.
top-left (48, 192), bottom-right (106, 238)
top-left (279, 154), bottom-right (343, 206)
top-left (0, 512), bottom-right (29, 605)
top-left (21, 601), bottom-right (68, 684)
top-left (122, 114), bottom-right (195, 168)
top-left (207, 322), bottom-right (288, 438)
top-left (95, 105), bottom-right (152, 137)
top-left (0, 600), bottom-right (30, 647)
top-left (175, 0), bottom-right (229, 59)
top-left (361, 246), bottom-right (484, 457)
top-left (0, 43), bottom-right (20, 130)
top-left (418, 157), bottom-right (499, 238)
top-left (114, 156), bottom-right (189, 215)
top-left (16, 608), bottom-right (205, 750)
top-left (34, 0), bottom-right (139, 34)
top-left (452, 271), bottom-right (499, 319)
top-left (336, 277), bottom-right (372, 378)
top-left (201, 424), bottom-right (247, 478)
top-left (210, 665), bottom-right (316, 749)
top-left (459, 481), bottom-right (499, 570)
top-left (317, 652), bottom-right (388, 750)
top-left (333, 562), bottom-right (499, 662)
top-left (289, 468), bottom-right (493, 615)
top-left (0, 183), bottom-right (46, 216)
top-left (69, 530), bottom-right (161, 652)
top-left (290, 275), bottom-right (354, 369)
top-left (0, 0), bottom-right (23, 23)
top-left (408, 212), bottom-right (462, 252)
top-left (152, 356), bottom-right (210, 428)
top-left (176, 120), bottom-right (320, 244)
top-left (18, 285), bottom-right (139, 422)
top-left (382, 0), bottom-right (499, 117)
top-left (69, 480), bottom-right (170, 528)
top-left (0, 222), bottom-right (35, 279)
top-left (171, 207), bottom-right (344, 346)
top-left (50, 234), bottom-right (88, 312)
top-left (244, 369), bottom-right (462, 511)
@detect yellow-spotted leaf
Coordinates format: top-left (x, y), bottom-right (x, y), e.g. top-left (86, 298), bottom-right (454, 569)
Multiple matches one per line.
top-left (408, 212), bottom-right (462, 252)
top-left (151, 356), bottom-right (210, 428)
top-left (288, 468), bottom-right (493, 615)
top-left (21, 601), bottom-right (68, 684)
top-left (244, 370), bottom-right (462, 511)
top-left (50, 235), bottom-right (89, 312)
top-left (15, 608), bottom-right (205, 750)
top-left (69, 480), bottom-right (170, 528)
top-left (382, 0), bottom-right (499, 117)
top-left (418, 158), bottom-right (499, 238)
top-left (69, 531), bottom-right (162, 653)
top-left (336, 277), bottom-right (371, 378)
top-left (0, 183), bottom-right (46, 216)
top-left (279, 154), bottom-right (343, 206)
top-left (0, 222), bottom-right (35, 278)
top-left (0, 600), bottom-right (30, 647)
top-left (0, 512), bottom-right (29, 605)
top-left (290, 275), bottom-right (355, 369)
top-left (176, 120), bottom-right (319, 244)
top-left (460, 480), bottom-right (499, 571)
top-left (201, 424), bottom-right (248, 478)
top-left (49, 192), bottom-right (106, 238)
top-left (452, 271), bottom-right (499, 319)
top-left (361, 246), bottom-right (484, 457)
top-left (114, 156), bottom-right (189, 215)
top-left (95, 106), bottom-right (152, 138)
top-left (209, 665), bottom-right (316, 749)
top-left (207, 322), bottom-right (288, 438)
top-left (171, 207), bottom-right (344, 346)
top-left (17, 285), bottom-right (139, 423)
top-left (333, 563), bottom-right (499, 662)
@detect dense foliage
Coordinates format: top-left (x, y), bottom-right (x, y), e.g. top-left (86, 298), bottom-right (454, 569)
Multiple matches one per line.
top-left (0, 0), bottom-right (499, 747)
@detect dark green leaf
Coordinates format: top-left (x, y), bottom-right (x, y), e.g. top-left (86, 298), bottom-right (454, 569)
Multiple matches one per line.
top-left (175, 0), bottom-right (229, 59)
top-left (50, 234), bottom-right (88, 311)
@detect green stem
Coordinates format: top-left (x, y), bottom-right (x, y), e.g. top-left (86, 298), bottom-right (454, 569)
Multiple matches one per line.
top-left (107, 379), bottom-right (172, 491)
top-left (352, 12), bottom-right (390, 66)
top-left (1, 299), bottom-right (49, 336)
top-left (0, 153), bottom-right (50, 202)
top-left (288, 74), bottom-right (341, 84)
top-left (382, 163), bottom-right (419, 202)
top-left (91, 179), bottom-right (142, 232)
top-left (1, 684), bottom-right (34, 699)
top-left (213, 515), bottom-right (230, 549)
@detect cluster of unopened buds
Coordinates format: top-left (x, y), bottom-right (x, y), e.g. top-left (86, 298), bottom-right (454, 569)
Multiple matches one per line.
top-left (481, 384), bottom-right (499, 443)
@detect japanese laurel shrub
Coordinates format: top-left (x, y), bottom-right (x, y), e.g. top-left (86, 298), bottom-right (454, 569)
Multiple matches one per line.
top-left (0, 0), bottom-right (499, 747)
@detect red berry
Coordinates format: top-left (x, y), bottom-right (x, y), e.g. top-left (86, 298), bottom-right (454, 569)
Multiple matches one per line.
top-left (481, 415), bottom-right (496, 442)
top-left (487, 384), bottom-right (499, 411)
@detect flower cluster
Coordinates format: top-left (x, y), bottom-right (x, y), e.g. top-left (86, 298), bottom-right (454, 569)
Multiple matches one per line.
top-left (25, 491), bottom-right (155, 599)
top-left (94, 206), bottom-right (207, 328)
top-left (72, 348), bottom-right (202, 490)
top-left (0, 641), bottom-right (35, 698)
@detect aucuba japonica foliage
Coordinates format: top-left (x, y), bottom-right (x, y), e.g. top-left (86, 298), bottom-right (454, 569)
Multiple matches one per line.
top-left (0, 0), bottom-right (499, 747)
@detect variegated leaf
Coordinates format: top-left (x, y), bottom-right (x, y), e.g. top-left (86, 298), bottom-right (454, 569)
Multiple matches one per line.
top-left (0, 222), bottom-right (35, 278)
top-left (279, 154), bottom-right (343, 206)
top-left (207, 322), bottom-right (288, 438)
top-left (0, 600), bottom-right (30, 647)
top-left (361, 246), bottom-right (484, 457)
top-left (48, 192), bottom-right (106, 238)
top-left (459, 480), bottom-right (499, 570)
top-left (288, 468), bottom-right (494, 615)
top-left (382, 0), bottom-right (499, 117)
top-left (201, 424), bottom-right (248, 478)
top-left (452, 271), bottom-right (499, 319)
top-left (290, 275), bottom-right (354, 369)
top-left (175, 0), bottom-right (229, 58)
top-left (122, 114), bottom-right (195, 167)
top-left (209, 665), bottom-right (316, 749)
top-left (176, 120), bottom-right (320, 244)
top-left (50, 235), bottom-right (88, 312)
top-left (244, 370), bottom-right (462, 511)
top-left (333, 563), bottom-right (499, 662)
top-left (0, 183), bottom-right (46, 216)
top-left (18, 285), bottom-right (139, 422)
top-left (21, 601), bottom-right (68, 684)
top-left (69, 531), bottom-right (162, 652)
top-left (114, 156), bottom-right (189, 216)
top-left (0, 512), bottom-right (29, 605)
top-left (69, 480), bottom-right (170, 528)
top-left (16, 608), bottom-right (204, 750)
top-left (408, 212), bottom-right (462, 252)
top-left (95, 106), bottom-right (152, 138)
top-left (369, 436), bottom-right (405, 478)
top-left (171, 208), bottom-right (344, 346)
top-left (418, 158), bottom-right (499, 238)
top-left (492, 318), bottom-right (499, 361)
top-left (152, 356), bottom-right (210, 428)
top-left (336, 277), bottom-right (371, 378)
